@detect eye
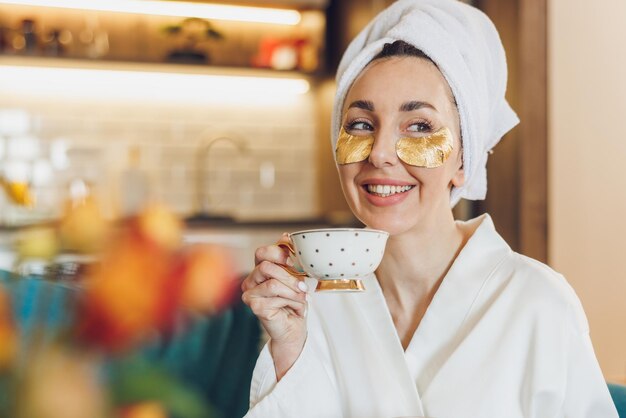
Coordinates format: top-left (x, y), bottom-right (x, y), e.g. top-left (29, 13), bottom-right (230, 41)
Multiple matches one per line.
top-left (346, 120), bottom-right (374, 132)
top-left (406, 121), bottom-right (433, 133)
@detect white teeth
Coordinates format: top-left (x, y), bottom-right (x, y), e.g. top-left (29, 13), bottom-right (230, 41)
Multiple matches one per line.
top-left (366, 184), bottom-right (414, 197)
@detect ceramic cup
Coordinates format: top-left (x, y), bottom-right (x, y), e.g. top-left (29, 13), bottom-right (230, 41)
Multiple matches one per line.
top-left (289, 228), bottom-right (389, 292)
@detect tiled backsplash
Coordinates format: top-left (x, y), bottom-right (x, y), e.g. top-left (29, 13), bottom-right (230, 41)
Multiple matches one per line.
top-left (0, 92), bottom-right (321, 224)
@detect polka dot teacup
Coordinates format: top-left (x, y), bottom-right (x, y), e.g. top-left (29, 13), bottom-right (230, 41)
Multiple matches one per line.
top-left (289, 228), bottom-right (389, 291)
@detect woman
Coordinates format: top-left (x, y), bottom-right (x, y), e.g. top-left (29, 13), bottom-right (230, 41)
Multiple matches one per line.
top-left (241, 0), bottom-right (618, 417)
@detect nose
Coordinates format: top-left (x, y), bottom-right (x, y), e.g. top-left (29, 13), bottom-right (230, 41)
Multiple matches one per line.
top-left (368, 127), bottom-right (399, 168)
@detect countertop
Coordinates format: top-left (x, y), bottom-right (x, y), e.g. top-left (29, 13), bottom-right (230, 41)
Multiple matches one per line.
top-left (183, 214), bottom-right (362, 230)
top-left (0, 214), bottom-right (363, 274)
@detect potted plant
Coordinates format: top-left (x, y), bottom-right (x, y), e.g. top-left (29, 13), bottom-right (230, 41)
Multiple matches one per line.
top-left (163, 18), bottom-right (223, 64)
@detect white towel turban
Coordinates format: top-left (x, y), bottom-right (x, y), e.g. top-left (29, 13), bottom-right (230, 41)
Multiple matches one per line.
top-left (332, 0), bottom-right (519, 206)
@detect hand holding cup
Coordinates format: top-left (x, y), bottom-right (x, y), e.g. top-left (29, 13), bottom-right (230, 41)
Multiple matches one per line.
top-left (241, 233), bottom-right (308, 380)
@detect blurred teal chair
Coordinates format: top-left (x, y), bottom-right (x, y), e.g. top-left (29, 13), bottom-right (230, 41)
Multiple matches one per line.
top-left (0, 271), bottom-right (261, 418)
top-left (0, 271), bottom-right (78, 355)
top-left (609, 382), bottom-right (626, 417)
top-left (143, 299), bottom-right (261, 418)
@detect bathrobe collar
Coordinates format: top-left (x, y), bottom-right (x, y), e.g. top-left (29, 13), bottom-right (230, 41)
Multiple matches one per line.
top-left (357, 214), bottom-right (511, 402)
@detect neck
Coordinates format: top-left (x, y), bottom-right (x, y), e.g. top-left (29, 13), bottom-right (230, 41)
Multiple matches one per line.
top-left (376, 208), bottom-right (467, 312)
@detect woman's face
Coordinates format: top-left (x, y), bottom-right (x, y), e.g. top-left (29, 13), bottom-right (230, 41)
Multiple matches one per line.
top-left (338, 56), bottom-right (464, 235)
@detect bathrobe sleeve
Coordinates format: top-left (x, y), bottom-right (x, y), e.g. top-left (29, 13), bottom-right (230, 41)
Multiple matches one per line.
top-left (244, 320), bottom-right (343, 417)
top-left (562, 329), bottom-right (619, 418)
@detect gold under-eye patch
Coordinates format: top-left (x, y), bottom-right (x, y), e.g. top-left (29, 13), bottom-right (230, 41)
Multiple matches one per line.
top-left (395, 127), bottom-right (454, 168)
top-left (335, 126), bottom-right (454, 168)
top-left (335, 128), bottom-right (374, 164)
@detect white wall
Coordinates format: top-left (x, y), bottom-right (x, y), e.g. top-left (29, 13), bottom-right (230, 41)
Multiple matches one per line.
top-left (549, 0), bottom-right (626, 382)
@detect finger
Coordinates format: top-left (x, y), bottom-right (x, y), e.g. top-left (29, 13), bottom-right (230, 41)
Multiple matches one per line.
top-left (258, 261), bottom-right (307, 293)
top-left (254, 242), bottom-right (291, 266)
top-left (241, 263), bottom-right (271, 292)
top-left (243, 291), bottom-right (305, 317)
top-left (243, 261), bottom-right (307, 294)
top-left (246, 278), bottom-right (306, 303)
top-left (246, 295), bottom-right (306, 319)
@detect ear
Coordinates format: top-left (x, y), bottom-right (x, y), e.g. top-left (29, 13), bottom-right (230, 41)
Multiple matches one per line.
top-left (450, 161), bottom-right (465, 188)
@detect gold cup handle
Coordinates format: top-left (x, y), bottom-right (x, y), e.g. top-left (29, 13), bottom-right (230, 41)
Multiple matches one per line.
top-left (276, 242), bottom-right (305, 276)
top-left (276, 263), bottom-right (308, 278)
top-left (277, 241), bottom-right (296, 255)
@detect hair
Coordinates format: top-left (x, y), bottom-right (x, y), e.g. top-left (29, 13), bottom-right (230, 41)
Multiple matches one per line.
top-left (371, 40), bottom-right (434, 63)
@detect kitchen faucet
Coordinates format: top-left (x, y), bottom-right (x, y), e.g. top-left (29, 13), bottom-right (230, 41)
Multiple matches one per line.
top-left (194, 135), bottom-right (248, 216)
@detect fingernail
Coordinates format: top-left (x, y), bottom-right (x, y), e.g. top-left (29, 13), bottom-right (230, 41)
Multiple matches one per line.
top-left (303, 305), bottom-right (308, 318)
top-left (282, 232), bottom-right (289, 237)
top-left (286, 257), bottom-right (294, 266)
top-left (297, 281), bottom-right (308, 292)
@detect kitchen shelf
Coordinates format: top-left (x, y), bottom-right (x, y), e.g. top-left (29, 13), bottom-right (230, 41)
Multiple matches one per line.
top-left (0, 2), bottom-right (328, 81)
top-left (0, 54), bottom-right (319, 80)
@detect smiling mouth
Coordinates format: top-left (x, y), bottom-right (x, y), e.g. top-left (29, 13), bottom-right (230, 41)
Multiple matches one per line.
top-left (364, 184), bottom-right (415, 198)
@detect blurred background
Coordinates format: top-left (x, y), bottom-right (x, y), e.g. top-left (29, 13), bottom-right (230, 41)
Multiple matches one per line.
top-left (0, 0), bottom-right (624, 403)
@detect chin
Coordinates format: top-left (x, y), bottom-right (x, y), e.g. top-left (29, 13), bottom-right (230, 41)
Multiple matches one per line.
top-left (358, 212), bottom-right (420, 236)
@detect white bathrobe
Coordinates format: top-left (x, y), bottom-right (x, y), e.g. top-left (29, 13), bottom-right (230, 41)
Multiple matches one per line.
top-left (245, 215), bottom-right (618, 418)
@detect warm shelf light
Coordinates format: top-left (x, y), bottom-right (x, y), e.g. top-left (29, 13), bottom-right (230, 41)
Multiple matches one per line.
top-left (0, 0), bottom-right (301, 25)
top-left (0, 64), bottom-right (310, 105)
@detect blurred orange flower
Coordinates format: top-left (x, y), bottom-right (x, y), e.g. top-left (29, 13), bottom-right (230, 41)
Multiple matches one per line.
top-left (77, 233), bottom-right (182, 351)
top-left (118, 402), bottom-right (168, 418)
top-left (179, 244), bottom-right (239, 315)
top-left (135, 204), bottom-right (183, 250)
top-left (75, 203), bottom-right (240, 351)
top-left (2, 202), bottom-right (225, 417)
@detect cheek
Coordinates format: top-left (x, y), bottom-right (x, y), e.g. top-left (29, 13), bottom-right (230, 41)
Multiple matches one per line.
top-left (406, 165), bottom-right (453, 193)
top-left (337, 164), bottom-right (362, 201)
top-left (414, 141), bottom-right (462, 187)
top-left (337, 164), bottom-right (357, 187)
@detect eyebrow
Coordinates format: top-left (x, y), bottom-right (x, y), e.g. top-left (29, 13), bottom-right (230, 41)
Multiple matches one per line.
top-left (347, 99), bottom-right (437, 113)
top-left (399, 100), bottom-right (437, 112)
top-left (347, 100), bottom-right (375, 111)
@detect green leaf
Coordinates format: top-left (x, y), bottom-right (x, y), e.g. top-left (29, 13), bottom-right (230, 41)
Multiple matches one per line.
top-left (107, 356), bottom-right (214, 418)
top-left (0, 374), bottom-right (16, 416)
